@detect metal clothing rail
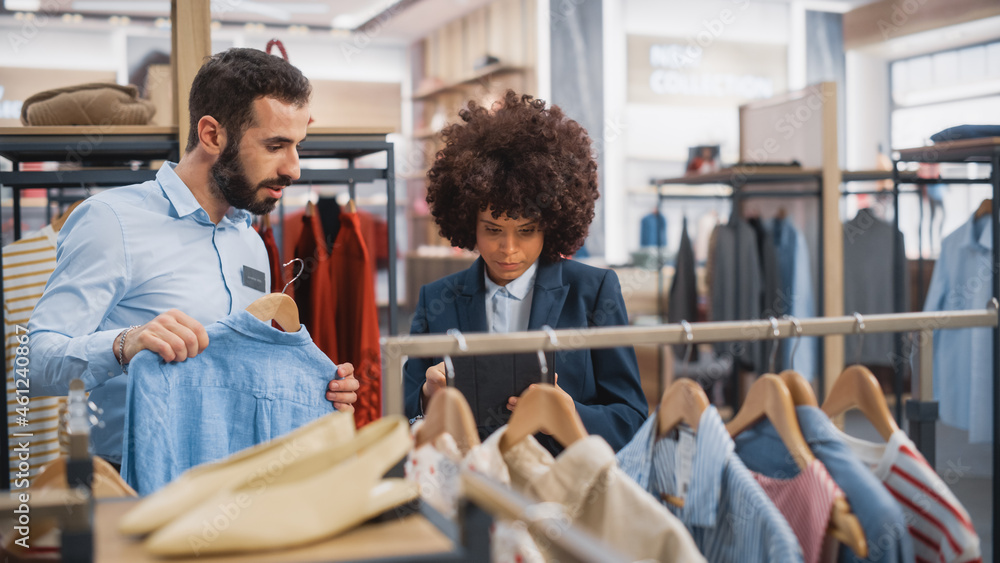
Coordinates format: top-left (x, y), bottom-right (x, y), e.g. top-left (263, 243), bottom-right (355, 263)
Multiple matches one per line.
top-left (382, 307), bottom-right (999, 420)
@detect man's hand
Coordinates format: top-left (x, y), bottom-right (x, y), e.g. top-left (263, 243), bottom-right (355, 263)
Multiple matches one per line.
top-left (120, 309), bottom-right (209, 365)
top-left (421, 362), bottom-right (447, 406)
top-left (507, 373), bottom-right (561, 412)
top-left (327, 363), bottom-right (359, 412)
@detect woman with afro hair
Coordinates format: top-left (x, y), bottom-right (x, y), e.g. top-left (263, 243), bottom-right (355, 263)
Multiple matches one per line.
top-left (403, 91), bottom-right (647, 453)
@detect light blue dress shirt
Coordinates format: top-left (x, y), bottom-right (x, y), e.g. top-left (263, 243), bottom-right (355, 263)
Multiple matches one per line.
top-left (924, 213), bottom-right (993, 443)
top-left (617, 406), bottom-right (804, 563)
top-left (28, 162), bottom-right (270, 462)
top-left (121, 310), bottom-right (334, 495)
top-left (484, 260), bottom-right (538, 334)
top-left (770, 218), bottom-right (819, 380)
top-left (732, 406), bottom-right (914, 563)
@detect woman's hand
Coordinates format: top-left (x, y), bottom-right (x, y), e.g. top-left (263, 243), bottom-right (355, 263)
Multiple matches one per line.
top-left (507, 373), bottom-right (562, 412)
top-left (421, 361), bottom-right (447, 407)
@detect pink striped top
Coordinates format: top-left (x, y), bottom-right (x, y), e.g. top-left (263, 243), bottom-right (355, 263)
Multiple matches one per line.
top-left (837, 429), bottom-right (981, 563)
top-left (751, 459), bottom-right (843, 563)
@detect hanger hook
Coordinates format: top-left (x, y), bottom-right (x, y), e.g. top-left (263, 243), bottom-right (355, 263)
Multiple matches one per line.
top-left (680, 320), bottom-right (694, 375)
top-left (989, 298), bottom-right (999, 314)
top-left (537, 325), bottom-right (558, 385)
top-left (768, 317), bottom-right (780, 374)
top-left (783, 315), bottom-right (803, 371)
top-left (442, 329), bottom-right (467, 388)
top-left (281, 258), bottom-right (305, 294)
top-left (853, 312), bottom-right (865, 366)
top-left (443, 356), bottom-right (456, 388)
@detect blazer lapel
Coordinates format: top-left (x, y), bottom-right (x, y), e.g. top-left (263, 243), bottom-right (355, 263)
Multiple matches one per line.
top-left (457, 257), bottom-right (488, 332)
top-left (527, 259), bottom-right (569, 330)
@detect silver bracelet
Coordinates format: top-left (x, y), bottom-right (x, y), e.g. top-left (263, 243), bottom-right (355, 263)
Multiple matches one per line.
top-left (118, 325), bottom-right (140, 374)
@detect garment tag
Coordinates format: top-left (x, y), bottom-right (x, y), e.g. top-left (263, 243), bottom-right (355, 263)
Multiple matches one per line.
top-left (242, 266), bottom-right (266, 292)
top-left (675, 427), bottom-right (697, 501)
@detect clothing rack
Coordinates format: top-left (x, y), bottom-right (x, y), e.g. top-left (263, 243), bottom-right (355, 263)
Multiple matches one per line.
top-left (0, 126), bottom-right (399, 492)
top-left (651, 167), bottom-right (826, 410)
top-left (891, 136), bottom-right (1000, 557)
top-left (383, 306), bottom-right (999, 460)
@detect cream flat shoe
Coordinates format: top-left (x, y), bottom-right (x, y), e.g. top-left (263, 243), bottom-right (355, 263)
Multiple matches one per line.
top-left (119, 410), bottom-right (355, 536)
top-left (142, 416), bottom-right (418, 556)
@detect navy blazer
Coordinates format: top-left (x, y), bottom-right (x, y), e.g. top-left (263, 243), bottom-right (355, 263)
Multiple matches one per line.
top-left (404, 257), bottom-right (647, 452)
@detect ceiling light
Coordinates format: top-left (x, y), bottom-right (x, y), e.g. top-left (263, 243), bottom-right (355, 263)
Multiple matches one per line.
top-left (210, 20), bottom-right (221, 30)
top-left (6, 0), bottom-right (40, 11)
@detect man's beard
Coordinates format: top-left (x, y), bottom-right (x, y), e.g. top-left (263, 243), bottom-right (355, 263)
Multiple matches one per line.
top-left (210, 141), bottom-right (291, 216)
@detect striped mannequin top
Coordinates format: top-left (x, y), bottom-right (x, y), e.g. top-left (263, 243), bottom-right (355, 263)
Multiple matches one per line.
top-left (5, 225), bottom-right (65, 488)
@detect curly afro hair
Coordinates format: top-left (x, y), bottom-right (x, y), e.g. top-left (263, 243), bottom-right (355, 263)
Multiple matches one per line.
top-left (426, 90), bottom-right (598, 262)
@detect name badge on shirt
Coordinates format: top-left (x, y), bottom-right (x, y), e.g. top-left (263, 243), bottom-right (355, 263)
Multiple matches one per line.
top-left (242, 266), bottom-right (266, 292)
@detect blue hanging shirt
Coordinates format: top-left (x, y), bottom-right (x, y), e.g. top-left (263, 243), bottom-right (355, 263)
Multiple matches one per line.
top-left (121, 310), bottom-right (335, 495)
top-left (732, 406), bottom-right (914, 563)
top-left (617, 406), bottom-right (803, 563)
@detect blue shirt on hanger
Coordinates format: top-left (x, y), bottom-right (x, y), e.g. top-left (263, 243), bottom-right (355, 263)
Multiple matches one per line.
top-left (617, 406), bottom-right (803, 563)
top-left (121, 310), bottom-right (334, 495)
top-left (28, 162), bottom-right (271, 463)
top-left (732, 406), bottom-right (914, 563)
top-left (924, 213), bottom-right (994, 443)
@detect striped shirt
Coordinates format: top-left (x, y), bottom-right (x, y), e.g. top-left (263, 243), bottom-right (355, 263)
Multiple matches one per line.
top-left (751, 460), bottom-right (843, 563)
top-left (4, 226), bottom-right (65, 488)
top-left (838, 429), bottom-right (981, 563)
top-left (617, 407), bottom-right (804, 563)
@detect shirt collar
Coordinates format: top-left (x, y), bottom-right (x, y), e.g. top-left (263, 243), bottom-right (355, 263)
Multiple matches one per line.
top-left (484, 259), bottom-right (539, 301)
top-left (967, 212), bottom-right (992, 250)
top-left (156, 162), bottom-right (252, 228)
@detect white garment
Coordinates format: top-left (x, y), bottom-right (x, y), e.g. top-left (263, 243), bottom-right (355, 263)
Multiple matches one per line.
top-left (405, 424), bottom-right (544, 563)
top-left (498, 427), bottom-right (705, 563)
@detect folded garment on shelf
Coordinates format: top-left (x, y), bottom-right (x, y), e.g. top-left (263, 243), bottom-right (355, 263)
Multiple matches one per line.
top-left (20, 82), bottom-right (156, 126)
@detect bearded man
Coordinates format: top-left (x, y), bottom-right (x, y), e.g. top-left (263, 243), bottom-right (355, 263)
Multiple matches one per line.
top-left (28, 48), bottom-right (358, 469)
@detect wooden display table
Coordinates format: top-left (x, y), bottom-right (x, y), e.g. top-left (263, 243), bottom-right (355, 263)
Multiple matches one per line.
top-left (95, 499), bottom-right (454, 562)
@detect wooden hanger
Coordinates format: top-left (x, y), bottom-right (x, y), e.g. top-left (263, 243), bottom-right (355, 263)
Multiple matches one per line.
top-left (262, 213), bottom-right (271, 229)
top-left (305, 199), bottom-right (316, 217)
top-left (51, 200), bottom-right (84, 232)
top-left (728, 375), bottom-right (868, 558)
top-left (415, 388), bottom-right (480, 456)
top-left (245, 293), bottom-right (300, 332)
top-left (499, 383), bottom-right (587, 454)
top-left (347, 198), bottom-right (357, 214)
top-left (414, 356), bottom-right (481, 456)
top-left (778, 369), bottom-right (818, 407)
top-left (656, 378), bottom-right (709, 508)
top-left (821, 364), bottom-right (898, 442)
top-left (657, 378), bottom-right (709, 437)
top-left (975, 198), bottom-right (992, 220)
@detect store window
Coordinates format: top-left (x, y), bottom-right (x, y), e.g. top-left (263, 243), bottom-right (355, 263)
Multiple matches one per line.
top-left (889, 40), bottom-right (1000, 259)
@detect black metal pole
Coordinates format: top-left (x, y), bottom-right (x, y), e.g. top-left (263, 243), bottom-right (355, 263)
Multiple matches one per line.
top-left (386, 143), bottom-right (397, 337)
top-left (892, 162), bottom-right (904, 424)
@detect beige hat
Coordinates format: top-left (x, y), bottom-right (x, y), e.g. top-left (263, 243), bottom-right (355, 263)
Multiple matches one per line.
top-left (21, 82), bottom-right (156, 126)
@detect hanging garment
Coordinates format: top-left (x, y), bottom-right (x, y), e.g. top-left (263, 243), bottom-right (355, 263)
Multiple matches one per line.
top-left (930, 125), bottom-right (1000, 143)
top-left (733, 406), bottom-right (913, 563)
top-left (836, 428), bottom-right (981, 563)
top-left (3, 226), bottom-right (64, 488)
top-left (328, 211), bottom-right (381, 427)
top-left (121, 310), bottom-right (335, 495)
top-left (749, 217), bottom-right (781, 371)
top-left (498, 427), bottom-right (706, 563)
top-left (710, 216), bottom-right (763, 370)
top-left (292, 212), bottom-right (331, 339)
top-left (257, 222), bottom-right (284, 293)
top-left (771, 218), bottom-right (819, 380)
top-left (617, 407), bottom-right (803, 563)
top-left (923, 213), bottom-right (993, 443)
top-left (668, 218), bottom-right (699, 362)
top-left (405, 426), bottom-right (544, 563)
top-left (843, 209), bottom-right (910, 366)
top-left (640, 211), bottom-right (668, 247)
top-left (734, 423), bottom-right (847, 563)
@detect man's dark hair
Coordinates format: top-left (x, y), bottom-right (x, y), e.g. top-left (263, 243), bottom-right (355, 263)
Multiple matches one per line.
top-left (426, 90), bottom-right (599, 261)
top-left (186, 47), bottom-right (311, 151)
